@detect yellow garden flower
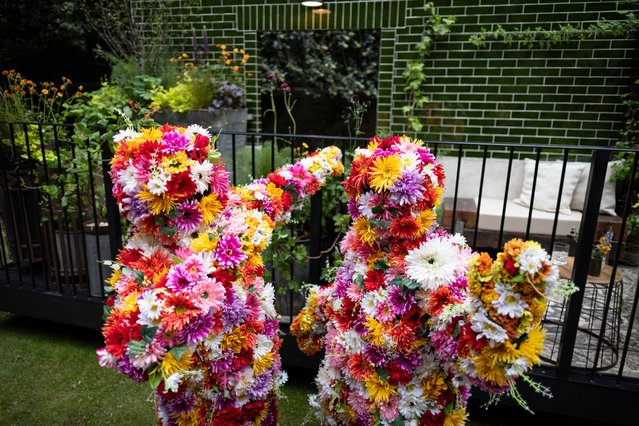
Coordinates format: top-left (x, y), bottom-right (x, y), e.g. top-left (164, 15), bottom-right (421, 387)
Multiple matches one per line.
top-left (364, 374), bottom-right (397, 403)
top-left (200, 193), bottom-right (223, 225)
top-left (444, 406), bottom-right (469, 426)
top-left (353, 217), bottom-right (376, 245)
top-left (190, 232), bottom-right (218, 252)
top-left (136, 191), bottom-right (176, 215)
top-left (160, 350), bottom-right (194, 378)
top-left (368, 154), bottom-right (402, 192)
top-left (253, 352), bottom-right (274, 375)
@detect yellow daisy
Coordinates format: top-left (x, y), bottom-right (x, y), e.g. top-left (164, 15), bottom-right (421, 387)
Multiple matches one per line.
top-left (200, 193), bottom-right (223, 225)
top-left (190, 232), bottom-right (218, 252)
top-left (368, 154), bottom-right (403, 192)
top-left (137, 191), bottom-right (176, 215)
top-left (364, 374), bottom-right (397, 403)
top-left (353, 217), bottom-right (377, 245)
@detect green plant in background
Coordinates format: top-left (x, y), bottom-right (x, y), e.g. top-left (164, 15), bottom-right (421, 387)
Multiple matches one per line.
top-left (468, 8), bottom-right (639, 49)
top-left (151, 43), bottom-right (248, 113)
top-left (403, 2), bottom-right (456, 133)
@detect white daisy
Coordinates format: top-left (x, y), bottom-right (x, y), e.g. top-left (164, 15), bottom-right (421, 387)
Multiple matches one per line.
top-left (113, 128), bottom-right (141, 143)
top-left (470, 311), bottom-right (509, 344)
top-left (137, 290), bottom-right (164, 326)
top-left (190, 160), bottom-right (214, 193)
top-left (492, 282), bottom-right (528, 318)
top-left (505, 357), bottom-right (529, 377)
top-left (405, 237), bottom-right (465, 291)
top-left (518, 246), bottom-right (548, 275)
top-left (163, 372), bottom-right (183, 393)
top-left (186, 124), bottom-right (211, 138)
top-left (146, 170), bottom-right (169, 195)
top-left (357, 192), bottom-right (374, 218)
top-left (253, 334), bottom-right (274, 359)
top-left (118, 163), bottom-right (139, 194)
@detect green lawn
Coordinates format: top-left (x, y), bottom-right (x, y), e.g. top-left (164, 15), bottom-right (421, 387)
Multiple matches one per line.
top-left (0, 311), bottom-right (317, 426)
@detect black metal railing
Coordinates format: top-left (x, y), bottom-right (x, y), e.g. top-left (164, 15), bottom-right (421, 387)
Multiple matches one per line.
top-left (1, 121), bottom-right (638, 422)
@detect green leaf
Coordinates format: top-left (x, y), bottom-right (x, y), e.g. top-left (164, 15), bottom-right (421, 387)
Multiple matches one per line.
top-left (354, 274), bottom-right (365, 289)
top-left (452, 322), bottom-right (461, 338)
top-left (377, 368), bottom-right (390, 382)
top-left (374, 258), bottom-right (389, 271)
top-left (102, 305), bottom-right (113, 321)
top-left (140, 326), bottom-right (158, 343)
top-left (168, 345), bottom-right (187, 361)
top-left (511, 274), bottom-right (525, 283)
top-left (128, 339), bottom-right (146, 358)
top-left (148, 369), bottom-right (162, 390)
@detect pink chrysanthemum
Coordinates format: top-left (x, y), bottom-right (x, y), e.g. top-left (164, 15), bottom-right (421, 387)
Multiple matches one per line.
top-left (214, 235), bottom-right (247, 269)
top-left (166, 264), bottom-right (196, 292)
top-left (175, 200), bottom-right (203, 232)
top-left (161, 130), bottom-right (191, 154)
top-left (192, 277), bottom-right (225, 312)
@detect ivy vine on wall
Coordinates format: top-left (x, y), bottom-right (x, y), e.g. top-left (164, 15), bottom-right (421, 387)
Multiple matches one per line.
top-left (403, 2), bottom-right (456, 133)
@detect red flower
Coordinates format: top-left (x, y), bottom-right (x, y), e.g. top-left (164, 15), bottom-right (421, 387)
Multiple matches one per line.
top-left (104, 312), bottom-right (141, 358)
top-left (165, 171), bottom-right (197, 200)
top-left (386, 360), bottom-right (412, 386)
top-left (504, 256), bottom-right (518, 275)
top-left (189, 134), bottom-right (210, 161)
top-left (267, 172), bottom-right (287, 187)
top-left (427, 286), bottom-right (460, 317)
top-left (364, 269), bottom-right (385, 292)
top-left (389, 216), bottom-right (420, 239)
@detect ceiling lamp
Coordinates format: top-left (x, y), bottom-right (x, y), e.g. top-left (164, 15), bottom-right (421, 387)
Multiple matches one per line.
top-left (301, 1), bottom-right (323, 6)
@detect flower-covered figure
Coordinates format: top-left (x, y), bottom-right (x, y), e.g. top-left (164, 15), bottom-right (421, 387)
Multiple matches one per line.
top-left (291, 135), bottom-right (562, 425)
top-left (97, 124), bottom-right (343, 425)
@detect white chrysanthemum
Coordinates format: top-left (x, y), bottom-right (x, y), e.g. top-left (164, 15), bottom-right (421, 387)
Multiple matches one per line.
top-left (190, 160), bottom-right (214, 193)
top-left (119, 163), bottom-right (139, 194)
top-left (232, 366), bottom-right (255, 398)
top-left (343, 330), bottom-right (365, 354)
top-left (259, 282), bottom-right (277, 318)
top-left (505, 357), bottom-right (529, 377)
top-left (405, 237), bottom-right (465, 290)
top-left (448, 232), bottom-right (467, 247)
top-left (186, 123), bottom-right (211, 138)
top-left (253, 334), bottom-right (274, 359)
top-left (518, 246), bottom-right (547, 275)
top-left (203, 334), bottom-right (224, 360)
top-left (137, 290), bottom-right (164, 326)
top-left (164, 372), bottom-right (183, 393)
top-left (358, 192), bottom-right (374, 218)
top-left (146, 170), bottom-right (169, 195)
top-left (398, 389), bottom-right (429, 419)
top-left (470, 311), bottom-right (509, 344)
top-left (492, 282), bottom-right (528, 318)
top-left (361, 290), bottom-right (383, 317)
top-left (113, 128), bottom-right (141, 143)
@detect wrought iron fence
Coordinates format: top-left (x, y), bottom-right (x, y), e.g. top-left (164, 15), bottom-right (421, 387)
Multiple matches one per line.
top-left (1, 121), bottom-right (638, 423)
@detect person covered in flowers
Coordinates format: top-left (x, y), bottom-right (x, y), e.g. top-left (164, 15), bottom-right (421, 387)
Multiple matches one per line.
top-left (97, 124), bottom-right (343, 425)
top-left (291, 135), bottom-right (564, 425)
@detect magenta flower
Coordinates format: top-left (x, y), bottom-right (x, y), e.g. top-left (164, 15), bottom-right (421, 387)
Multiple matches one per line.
top-left (161, 130), bottom-right (191, 154)
top-left (166, 264), bottom-right (196, 292)
top-left (175, 200), bottom-right (203, 232)
top-left (214, 235), bottom-right (247, 268)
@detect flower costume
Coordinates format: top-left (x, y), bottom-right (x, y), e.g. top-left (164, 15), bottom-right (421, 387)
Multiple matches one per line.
top-left (97, 124), bottom-right (343, 425)
top-left (291, 135), bottom-right (560, 425)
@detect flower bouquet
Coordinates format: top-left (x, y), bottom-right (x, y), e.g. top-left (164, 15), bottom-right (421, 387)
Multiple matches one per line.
top-left (292, 135), bottom-right (569, 425)
top-left (98, 124), bottom-right (342, 425)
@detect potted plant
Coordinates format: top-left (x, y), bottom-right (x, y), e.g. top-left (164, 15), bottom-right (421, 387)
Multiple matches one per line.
top-left (590, 230), bottom-right (613, 276)
top-left (151, 38), bottom-right (250, 168)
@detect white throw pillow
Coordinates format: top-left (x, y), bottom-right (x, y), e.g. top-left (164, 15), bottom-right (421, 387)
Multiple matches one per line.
top-left (570, 161), bottom-right (618, 216)
top-left (513, 159), bottom-right (586, 215)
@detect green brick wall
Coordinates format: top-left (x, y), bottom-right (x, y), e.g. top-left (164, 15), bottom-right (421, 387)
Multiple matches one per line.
top-left (132, 0), bottom-right (637, 148)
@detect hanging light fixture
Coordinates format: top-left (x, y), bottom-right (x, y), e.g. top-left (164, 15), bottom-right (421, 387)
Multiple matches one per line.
top-left (301, 1), bottom-right (323, 7)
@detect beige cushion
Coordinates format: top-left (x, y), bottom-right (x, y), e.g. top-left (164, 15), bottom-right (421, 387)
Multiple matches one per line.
top-left (476, 197), bottom-right (582, 235)
top-left (570, 161), bottom-right (618, 216)
top-left (513, 159), bottom-right (586, 215)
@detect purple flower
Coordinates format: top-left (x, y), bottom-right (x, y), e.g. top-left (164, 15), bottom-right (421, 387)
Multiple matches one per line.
top-left (175, 200), bottom-right (203, 232)
top-left (166, 390), bottom-right (196, 414)
top-left (280, 82), bottom-right (291, 92)
top-left (179, 313), bottom-right (214, 345)
top-left (364, 343), bottom-right (387, 367)
top-left (116, 357), bottom-right (146, 382)
top-left (389, 169), bottom-right (425, 205)
top-left (249, 372), bottom-right (274, 399)
top-left (161, 130), bottom-right (191, 154)
top-left (221, 289), bottom-right (247, 329)
top-left (387, 285), bottom-right (414, 316)
top-left (449, 275), bottom-right (468, 299)
top-left (123, 196), bottom-right (150, 223)
top-left (214, 235), bottom-right (247, 268)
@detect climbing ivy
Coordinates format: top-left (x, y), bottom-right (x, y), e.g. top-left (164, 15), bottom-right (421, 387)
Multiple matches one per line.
top-left (402, 2), bottom-right (456, 133)
top-left (468, 9), bottom-right (639, 50)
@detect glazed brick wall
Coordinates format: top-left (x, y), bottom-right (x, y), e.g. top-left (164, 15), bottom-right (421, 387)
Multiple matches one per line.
top-left (132, 0), bottom-right (637, 151)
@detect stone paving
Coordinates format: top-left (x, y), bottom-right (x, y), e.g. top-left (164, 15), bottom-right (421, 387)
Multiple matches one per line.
top-left (542, 264), bottom-right (639, 378)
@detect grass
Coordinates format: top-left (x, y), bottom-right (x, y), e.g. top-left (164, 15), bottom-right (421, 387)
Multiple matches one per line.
top-left (0, 311), bottom-right (318, 426)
